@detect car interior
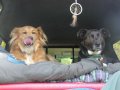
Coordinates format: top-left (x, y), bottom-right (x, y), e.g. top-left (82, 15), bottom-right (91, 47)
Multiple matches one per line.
top-left (0, 0), bottom-right (120, 89)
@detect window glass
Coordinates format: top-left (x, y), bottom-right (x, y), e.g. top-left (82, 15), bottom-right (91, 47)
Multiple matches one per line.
top-left (74, 48), bottom-right (80, 62)
top-left (113, 40), bottom-right (120, 60)
top-left (48, 48), bottom-right (80, 64)
top-left (48, 48), bottom-right (72, 64)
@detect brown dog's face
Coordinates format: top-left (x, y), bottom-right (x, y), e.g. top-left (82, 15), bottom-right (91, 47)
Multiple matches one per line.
top-left (77, 28), bottom-right (111, 54)
top-left (10, 26), bottom-right (47, 53)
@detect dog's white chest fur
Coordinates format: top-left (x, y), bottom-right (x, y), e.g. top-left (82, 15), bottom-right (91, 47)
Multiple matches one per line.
top-left (88, 50), bottom-right (102, 55)
top-left (22, 46), bottom-right (34, 55)
top-left (25, 54), bottom-right (35, 65)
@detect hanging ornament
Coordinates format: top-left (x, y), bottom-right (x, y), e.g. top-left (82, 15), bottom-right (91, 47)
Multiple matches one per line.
top-left (70, 0), bottom-right (83, 27)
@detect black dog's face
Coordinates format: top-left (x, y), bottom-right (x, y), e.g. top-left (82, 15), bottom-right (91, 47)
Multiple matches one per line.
top-left (77, 28), bottom-right (110, 55)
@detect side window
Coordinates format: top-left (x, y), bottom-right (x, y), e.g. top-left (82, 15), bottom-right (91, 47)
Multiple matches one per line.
top-left (47, 48), bottom-right (79, 64)
top-left (74, 48), bottom-right (79, 62)
top-left (113, 40), bottom-right (120, 60)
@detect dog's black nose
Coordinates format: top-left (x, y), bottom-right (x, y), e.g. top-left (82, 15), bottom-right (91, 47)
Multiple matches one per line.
top-left (95, 44), bottom-right (100, 47)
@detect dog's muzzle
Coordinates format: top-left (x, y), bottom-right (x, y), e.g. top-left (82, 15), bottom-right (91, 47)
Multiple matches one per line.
top-left (23, 36), bottom-right (33, 46)
top-left (93, 43), bottom-right (103, 50)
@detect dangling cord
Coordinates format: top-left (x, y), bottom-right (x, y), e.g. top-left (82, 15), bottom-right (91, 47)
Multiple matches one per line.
top-left (70, 7), bottom-right (78, 27)
top-left (74, 0), bottom-right (77, 5)
top-left (70, 0), bottom-right (78, 27)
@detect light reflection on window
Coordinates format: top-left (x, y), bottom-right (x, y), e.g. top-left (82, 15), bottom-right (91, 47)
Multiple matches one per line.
top-left (113, 40), bottom-right (120, 60)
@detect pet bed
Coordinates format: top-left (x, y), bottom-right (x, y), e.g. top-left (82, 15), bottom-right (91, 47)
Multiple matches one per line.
top-left (0, 46), bottom-right (120, 90)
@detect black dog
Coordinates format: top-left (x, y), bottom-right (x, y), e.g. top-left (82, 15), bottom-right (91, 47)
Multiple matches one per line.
top-left (77, 28), bottom-right (111, 63)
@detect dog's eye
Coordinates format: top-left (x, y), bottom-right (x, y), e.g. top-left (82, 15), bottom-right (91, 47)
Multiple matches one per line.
top-left (32, 32), bottom-right (36, 34)
top-left (23, 32), bottom-right (27, 34)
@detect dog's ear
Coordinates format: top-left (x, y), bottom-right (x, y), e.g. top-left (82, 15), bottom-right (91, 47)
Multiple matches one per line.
top-left (9, 27), bottom-right (19, 45)
top-left (100, 28), bottom-right (111, 38)
top-left (77, 29), bottom-right (88, 41)
top-left (37, 26), bottom-right (48, 46)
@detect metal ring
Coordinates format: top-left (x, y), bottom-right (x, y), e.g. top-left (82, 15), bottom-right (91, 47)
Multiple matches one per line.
top-left (70, 3), bottom-right (83, 15)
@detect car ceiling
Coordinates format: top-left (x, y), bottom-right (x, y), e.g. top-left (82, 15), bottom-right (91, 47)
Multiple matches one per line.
top-left (0, 0), bottom-right (120, 47)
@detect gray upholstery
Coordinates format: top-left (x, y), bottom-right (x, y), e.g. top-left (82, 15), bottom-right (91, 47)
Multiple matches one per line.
top-left (0, 51), bottom-right (102, 84)
top-left (0, 46), bottom-right (120, 84)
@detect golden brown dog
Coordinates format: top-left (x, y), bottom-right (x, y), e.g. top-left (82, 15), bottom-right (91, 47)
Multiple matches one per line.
top-left (9, 26), bottom-right (54, 65)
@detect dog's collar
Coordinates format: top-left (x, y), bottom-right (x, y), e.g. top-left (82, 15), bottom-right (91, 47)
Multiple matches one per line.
top-left (90, 54), bottom-right (102, 59)
top-left (7, 54), bottom-right (26, 64)
top-left (0, 46), bottom-right (26, 64)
